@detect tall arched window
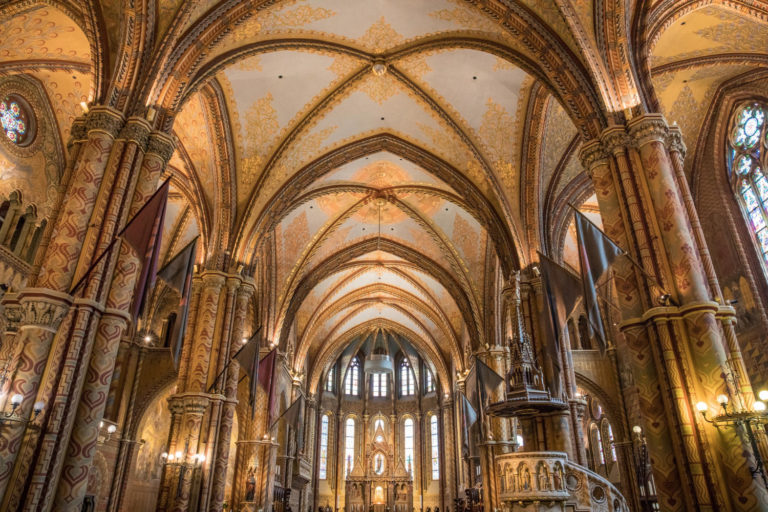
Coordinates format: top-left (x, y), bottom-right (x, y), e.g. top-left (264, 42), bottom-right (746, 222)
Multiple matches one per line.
top-left (319, 414), bottom-right (330, 479)
top-left (424, 369), bottom-right (434, 393)
top-left (430, 414), bottom-right (440, 479)
top-left (593, 424), bottom-right (605, 465)
top-left (403, 418), bottom-right (414, 474)
top-left (607, 423), bottom-right (617, 462)
top-left (325, 367), bottom-right (334, 393)
top-left (345, 418), bottom-right (355, 477)
top-left (400, 360), bottom-right (415, 396)
top-left (728, 102), bottom-right (768, 266)
top-left (344, 358), bottom-right (360, 396)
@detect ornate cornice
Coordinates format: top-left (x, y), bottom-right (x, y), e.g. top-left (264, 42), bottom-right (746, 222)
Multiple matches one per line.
top-left (146, 131), bottom-right (176, 163)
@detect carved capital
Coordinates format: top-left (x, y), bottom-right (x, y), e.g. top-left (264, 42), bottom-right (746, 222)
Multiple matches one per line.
top-left (666, 125), bottom-right (687, 158)
top-left (118, 116), bottom-right (151, 148)
top-left (627, 113), bottom-right (669, 148)
top-left (68, 118), bottom-right (88, 146)
top-left (2, 295), bottom-right (22, 333)
top-left (578, 140), bottom-right (608, 176)
top-left (182, 395), bottom-right (210, 415)
top-left (146, 131), bottom-right (176, 164)
top-left (17, 288), bottom-right (72, 332)
top-left (600, 127), bottom-right (631, 155)
top-left (85, 106), bottom-right (125, 138)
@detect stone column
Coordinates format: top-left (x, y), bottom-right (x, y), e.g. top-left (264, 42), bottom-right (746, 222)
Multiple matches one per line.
top-left (582, 115), bottom-right (768, 511)
top-left (0, 106), bottom-right (125, 504)
top-left (208, 283), bottom-right (254, 511)
top-left (440, 398), bottom-right (456, 510)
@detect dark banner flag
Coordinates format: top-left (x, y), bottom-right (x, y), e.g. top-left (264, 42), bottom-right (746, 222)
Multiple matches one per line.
top-left (272, 395), bottom-right (303, 430)
top-left (538, 252), bottom-right (581, 398)
top-left (460, 391), bottom-right (477, 458)
top-left (258, 348), bottom-right (278, 423)
top-left (157, 237), bottom-right (198, 371)
top-left (465, 357), bottom-right (504, 412)
top-left (122, 180), bottom-right (169, 320)
top-left (573, 210), bottom-right (623, 352)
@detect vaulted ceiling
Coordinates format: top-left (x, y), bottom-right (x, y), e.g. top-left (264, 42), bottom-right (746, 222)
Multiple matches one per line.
top-left (3, 0), bottom-right (768, 387)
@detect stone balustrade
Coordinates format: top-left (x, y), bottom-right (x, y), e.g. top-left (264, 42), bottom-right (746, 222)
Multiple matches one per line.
top-left (495, 451), bottom-right (629, 512)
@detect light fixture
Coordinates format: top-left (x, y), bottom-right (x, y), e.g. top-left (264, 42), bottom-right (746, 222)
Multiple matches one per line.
top-left (175, 451), bottom-right (183, 459)
top-left (371, 61), bottom-right (387, 76)
top-left (107, 424), bottom-right (117, 434)
top-left (10, 393), bottom-right (22, 408)
top-left (698, 391), bottom-right (768, 490)
top-left (144, 334), bottom-right (152, 343)
top-left (167, 453), bottom-right (175, 461)
top-left (632, 425), bottom-right (642, 435)
top-left (758, 390), bottom-right (768, 402)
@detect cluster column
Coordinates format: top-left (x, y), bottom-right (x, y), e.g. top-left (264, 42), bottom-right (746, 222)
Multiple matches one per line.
top-left (581, 114), bottom-right (768, 511)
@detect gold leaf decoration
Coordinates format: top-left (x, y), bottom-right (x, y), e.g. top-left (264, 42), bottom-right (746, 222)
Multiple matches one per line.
top-left (241, 93), bottom-right (280, 189)
top-left (358, 17), bottom-right (404, 54)
top-left (329, 54), bottom-right (362, 80)
top-left (358, 73), bottom-right (401, 105)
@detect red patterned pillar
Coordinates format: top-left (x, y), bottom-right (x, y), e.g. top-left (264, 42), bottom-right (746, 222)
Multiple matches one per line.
top-left (208, 282), bottom-right (254, 511)
top-left (582, 115), bottom-right (768, 511)
top-left (0, 106), bottom-right (124, 505)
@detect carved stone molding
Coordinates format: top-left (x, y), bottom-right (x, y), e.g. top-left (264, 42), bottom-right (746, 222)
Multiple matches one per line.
top-left (85, 106), bottom-right (125, 138)
top-left (2, 294), bottom-right (22, 333)
top-left (68, 118), bottom-right (88, 146)
top-left (117, 117), bottom-right (151, 149)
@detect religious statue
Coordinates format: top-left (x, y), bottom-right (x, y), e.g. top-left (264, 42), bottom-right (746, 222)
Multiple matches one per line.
top-left (245, 467), bottom-right (256, 501)
top-left (522, 467), bottom-right (531, 491)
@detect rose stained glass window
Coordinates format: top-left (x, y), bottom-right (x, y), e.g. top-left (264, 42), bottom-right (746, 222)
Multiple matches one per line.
top-left (728, 102), bottom-right (768, 266)
top-left (0, 95), bottom-right (33, 146)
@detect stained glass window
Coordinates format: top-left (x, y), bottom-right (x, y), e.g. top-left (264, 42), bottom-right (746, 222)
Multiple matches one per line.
top-left (729, 102), bottom-right (768, 266)
top-left (319, 414), bottom-right (329, 479)
top-left (344, 358), bottom-right (360, 396)
top-left (424, 369), bottom-right (434, 393)
top-left (607, 423), bottom-right (617, 462)
top-left (325, 367), bottom-right (334, 392)
top-left (404, 418), bottom-right (414, 474)
top-left (345, 418), bottom-right (355, 477)
top-left (0, 95), bottom-right (33, 146)
top-left (430, 414), bottom-right (440, 479)
top-left (400, 360), bottom-right (415, 396)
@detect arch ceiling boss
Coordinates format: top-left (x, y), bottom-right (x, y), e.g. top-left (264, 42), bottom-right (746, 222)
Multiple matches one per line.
top-left (2, 1), bottom-right (768, 512)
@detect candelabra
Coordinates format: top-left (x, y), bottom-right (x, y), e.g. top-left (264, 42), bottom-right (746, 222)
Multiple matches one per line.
top-left (631, 426), bottom-right (655, 512)
top-left (0, 393), bottom-right (44, 427)
top-left (696, 389), bottom-right (768, 490)
top-left (161, 438), bottom-right (207, 498)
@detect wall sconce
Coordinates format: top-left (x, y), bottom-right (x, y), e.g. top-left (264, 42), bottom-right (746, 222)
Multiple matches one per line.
top-left (697, 389), bottom-right (768, 490)
top-left (0, 394), bottom-right (44, 426)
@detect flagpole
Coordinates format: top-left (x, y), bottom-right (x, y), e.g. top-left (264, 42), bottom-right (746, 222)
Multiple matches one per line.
top-left (68, 237), bottom-right (120, 295)
top-left (567, 203), bottom-right (677, 302)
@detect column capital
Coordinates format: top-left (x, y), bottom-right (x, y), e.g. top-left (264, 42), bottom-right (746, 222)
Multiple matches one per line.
top-left (117, 116), bottom-right (152, 148)
top-left (667, 124), bottom-right (687, 158)
top-left (600, 126), bottom-right (631, 155)
top-left (578, 139), bottom-right (609, 175)
top-left (1, 293), bottom-right (22, 333)
top-left (84, 106), bottom-right (125, 138)
top-left (146, 131), bottom-right (176, 164)
top-left (627, 113), bottom-right (669, 148)
top-left (17, 287), bottom-right (72, 332)
top-left (68, 117), bottom-right (88, 146)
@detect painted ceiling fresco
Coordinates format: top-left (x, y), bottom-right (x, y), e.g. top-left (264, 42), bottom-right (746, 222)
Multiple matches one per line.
top-left (650, 4), bottom-right (766, 177)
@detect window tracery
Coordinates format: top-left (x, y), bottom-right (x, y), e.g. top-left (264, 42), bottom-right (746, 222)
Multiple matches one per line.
top-left (728, 102), bottom-right (768, 267)
top-left (344, 358), bottom-right (360, 396)
top-left (0, 95), bottom-right (33, 146)
top-left (400, 360), bottom-right (415, 396)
